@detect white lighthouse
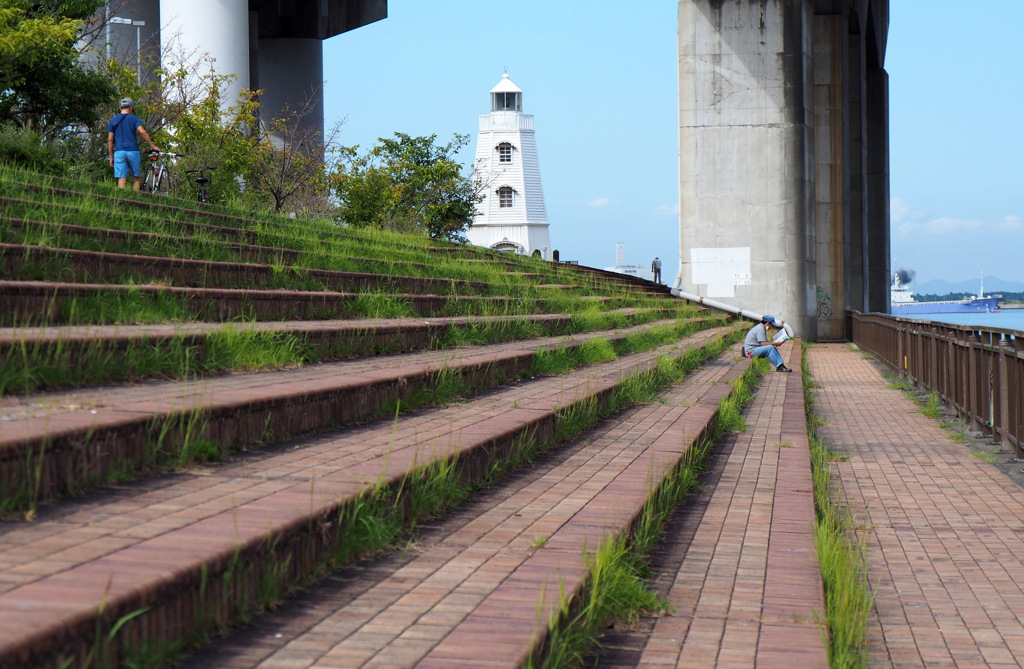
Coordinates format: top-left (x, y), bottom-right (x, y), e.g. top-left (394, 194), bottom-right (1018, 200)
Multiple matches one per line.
top-left (468, 73), bottom-right (552, 259)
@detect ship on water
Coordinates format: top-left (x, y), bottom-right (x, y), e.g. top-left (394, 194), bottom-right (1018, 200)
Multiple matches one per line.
top-left (891, 271), bottom-right (1001, 315)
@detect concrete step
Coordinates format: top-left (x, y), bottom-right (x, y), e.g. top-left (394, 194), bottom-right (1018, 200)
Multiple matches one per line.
top-left (0, 330), bottom-right (742, 669)
top-left (0, 187), bottom-right (457, 260)
top-left (0, 216), bottom-right (550, 286)
top-left (590, 340), bottom-right (826, 668)
top-left (0, 280), bottom-right (551, 326)
top-left (0, 320), bottom-right (741, 510)
top-left (0, 243), bottom-right (503, 295)
top-left (0, 308), bottom-right (711, 394)
top-left (179, 346), bottom-right (757, 668)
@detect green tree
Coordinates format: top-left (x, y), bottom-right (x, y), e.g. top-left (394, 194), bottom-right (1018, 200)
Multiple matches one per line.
top-left (163, 77), bottom-right (259, 204)
top-left (0, 0), bottom-right (115, 136)
top-left (331, 132), bottom-right (482, 242)
top-left (103, 45), bottom-right (337, 214)
top-left (99, 46), bottom-right (261, 203)
top-left (243, 98), bottom-right (341, 214)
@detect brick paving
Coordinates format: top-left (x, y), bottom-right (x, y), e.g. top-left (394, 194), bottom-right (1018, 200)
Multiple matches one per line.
top-left (0, 312), bottom-right (660, 345)
top-left (0, 317), bottom-right (690, 423)
top-left (0, 329), bottom-right (727, 593)
top-left (593, 340), bottom-right (827, 669)
top-left (183, 352), bottom-right (745, 668)
top-left (809, 343), bottom-right (1024, 668)
top-left (0, 328), bottom-right (736, 666)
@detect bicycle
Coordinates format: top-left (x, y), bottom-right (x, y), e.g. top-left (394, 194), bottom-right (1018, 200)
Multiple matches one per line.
top-left (185, 166), bottom-right (215, 203)
top-left (142, 150), bottom-right (183, 194)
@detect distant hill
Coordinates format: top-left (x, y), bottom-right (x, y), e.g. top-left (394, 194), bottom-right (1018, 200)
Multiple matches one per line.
top-left (912, 276), bottom-right (1024, 295)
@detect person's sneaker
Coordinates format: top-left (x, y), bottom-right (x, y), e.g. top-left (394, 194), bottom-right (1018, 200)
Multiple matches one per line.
top-left (776, 364), bottom-right (793, 373)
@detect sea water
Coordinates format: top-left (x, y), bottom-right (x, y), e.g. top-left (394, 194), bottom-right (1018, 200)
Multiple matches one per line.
top-left (896, 307), bottom-right (1024, 335)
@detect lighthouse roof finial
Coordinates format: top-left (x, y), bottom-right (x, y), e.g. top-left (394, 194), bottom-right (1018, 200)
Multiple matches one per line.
top-left (490, 72), bottom-right (522, 94)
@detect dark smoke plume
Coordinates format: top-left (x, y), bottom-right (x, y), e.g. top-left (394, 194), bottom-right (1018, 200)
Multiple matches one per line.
top-left (896, 268), bottom-right (915, 285)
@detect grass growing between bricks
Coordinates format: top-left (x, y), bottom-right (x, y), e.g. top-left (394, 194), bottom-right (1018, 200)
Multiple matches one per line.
top-left (0, 309), bottom-right (711, 396)
top-left (0, 321), bottom-right (740, 517)
top-left (62, 333), bottom-right (746, 668)
top-left (862, 348), bottom-right (976, 449)
top-left (528, 356), bottom-right (769, 669)
top-left (803, 344), bottom-right (873, 669)
top-left (0, 164), bottom-right (653, 299)
top-left (0, 326), bottom-right (311, 395)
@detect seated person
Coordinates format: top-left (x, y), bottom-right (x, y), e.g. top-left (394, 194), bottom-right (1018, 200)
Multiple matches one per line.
top-left (743, 314), bottom-right (792, 372)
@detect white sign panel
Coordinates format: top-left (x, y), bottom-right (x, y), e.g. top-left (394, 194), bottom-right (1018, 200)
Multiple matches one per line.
top-left (690, 247), bottom-right (751, 298)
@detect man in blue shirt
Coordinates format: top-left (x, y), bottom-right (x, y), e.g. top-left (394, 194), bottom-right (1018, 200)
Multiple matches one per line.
top-left (107, 98), bottom-right (160, 190)
top-left (742, 314), bottom-right (792, 372)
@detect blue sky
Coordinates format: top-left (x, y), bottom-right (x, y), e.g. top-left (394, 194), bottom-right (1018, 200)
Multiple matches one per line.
top-left (322, 1), bottom-right (1023, 288)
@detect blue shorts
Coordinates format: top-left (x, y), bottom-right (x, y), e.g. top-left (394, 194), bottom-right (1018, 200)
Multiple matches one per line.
top-left (113, 150), bottom-right (141, 178)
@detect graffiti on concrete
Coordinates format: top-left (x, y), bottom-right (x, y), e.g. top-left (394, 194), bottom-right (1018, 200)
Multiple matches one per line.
top-left (816, 286), bottom-right (833, 320)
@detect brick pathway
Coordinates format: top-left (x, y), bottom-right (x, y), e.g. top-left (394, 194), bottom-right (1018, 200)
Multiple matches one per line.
top-left (0, 318), bottom-right (686, 423)
top-left (809, 343), bottom-right (1024, 668)
top-left (0, 329), bottom-right (726, 596)
top-left (0, 329), bottom-right (740, 666)
top-left (596, 341), bottom-right (827, 668)
top-left (181, 352), bottom-right (744, 667)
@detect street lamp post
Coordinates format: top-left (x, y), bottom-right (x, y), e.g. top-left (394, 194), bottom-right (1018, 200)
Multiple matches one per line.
top-left (108, 17), bottom-right (146, 85)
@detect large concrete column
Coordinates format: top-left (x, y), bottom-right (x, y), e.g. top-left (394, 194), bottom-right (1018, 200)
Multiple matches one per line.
top-left (159, 0), bottom-right (250, 106)
top-left (865, 65), bottom-right (890, 313)
top-left (257, 38), bottom-right (325, 136)
top-left (812, 12), bottom-right (847, 339)
top-left (678, 0), bottom-right (888, 339)
top-left (843, 8), bottom-right (867, 314)
top-left (678, 0), bottom-right (817, 337)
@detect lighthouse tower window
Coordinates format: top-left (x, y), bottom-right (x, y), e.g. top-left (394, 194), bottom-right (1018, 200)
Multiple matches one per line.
top-left (497, 186), bottom-right (514, 208)
top-left (497, 143), bottom-right (513, 163)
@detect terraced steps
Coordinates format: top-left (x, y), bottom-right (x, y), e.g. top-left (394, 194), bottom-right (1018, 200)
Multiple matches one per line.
top-left (0, 163), bottom-right (768, 668)
top-left (0, 243), bottom-right (501, 295)
top-left (0, 196), bottom-right (518, 285)
top-left (0, 328), bottom-right (744, 668)
top-left (0, 185), bottom-right (464, 259)
top-left (1, 212), bottom-right (554, 287)
top-left (0, 280), bottom-right (544, 325)
top-left (1, 317), bottom-right (736, 508)
top-left (187, 347), bottom-right (756, 668)
top-left (1, 309), bottom-right (713, 396)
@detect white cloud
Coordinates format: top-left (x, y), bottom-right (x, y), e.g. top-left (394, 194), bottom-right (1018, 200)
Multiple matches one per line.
top-left (653, 202), bottom-right (680, 217)
top-left (586, 197), bottom-right (612, 208)
top-left (894, 215), bottom-right (1023, 238)
top-left (996, 215), bottom-right (1023, 232)
top-left (890, 196), bottom-right (920, 224)
top-left (896, 216), bottom-right (982, 237)
top-left (890, 199), bottom-right (1024, 282)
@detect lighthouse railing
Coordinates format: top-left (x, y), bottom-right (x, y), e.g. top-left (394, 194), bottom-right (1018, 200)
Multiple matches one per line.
top-left (479, 114), bottom-right (534, 132)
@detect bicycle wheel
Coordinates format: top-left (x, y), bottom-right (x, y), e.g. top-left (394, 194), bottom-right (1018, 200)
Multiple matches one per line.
top-left (143, 168), bottom-right (158, 193)
top-left (156, 169), bottom-right (171, 194)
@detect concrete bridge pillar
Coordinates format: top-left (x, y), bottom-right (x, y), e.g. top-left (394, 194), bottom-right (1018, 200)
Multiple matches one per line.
top-left (677, 0), bottom-right (889, 340)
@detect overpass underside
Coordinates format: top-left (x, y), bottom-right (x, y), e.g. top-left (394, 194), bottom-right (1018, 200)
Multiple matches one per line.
top-left (109, 0), bottom-right (387, 135)
top-left (677, 0), bottom-right (890, 340)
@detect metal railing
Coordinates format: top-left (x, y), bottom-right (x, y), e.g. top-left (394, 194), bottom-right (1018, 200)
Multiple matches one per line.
top-left (850, 311), bottom-right (1023, 455)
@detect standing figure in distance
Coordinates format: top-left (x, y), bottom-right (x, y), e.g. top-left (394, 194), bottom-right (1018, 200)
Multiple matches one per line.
top-left (651, 257), bottom-right (662, 284)
top-left (107, 97), bottom-right (160, 190)
top-left (743, 314), bottom-right (792, 372)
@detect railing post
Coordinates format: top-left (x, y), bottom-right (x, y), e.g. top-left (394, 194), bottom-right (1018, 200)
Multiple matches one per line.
top-left (896, 320), bottom-right (906, 379)
top-left (1014, 337), bottom-right (1023, 456)
top-left (942, 326), bottom-right (953, 404)
top-left (967, 330), bottom-right (981, 432)
top-left (997, 338), bottom-right (1013, 454)
top-left (928, 324), bottom-right (938, 389)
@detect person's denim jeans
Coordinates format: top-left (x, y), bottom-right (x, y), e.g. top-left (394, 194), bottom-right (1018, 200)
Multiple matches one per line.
top-left (751, 344), bottom-right (784, 367)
